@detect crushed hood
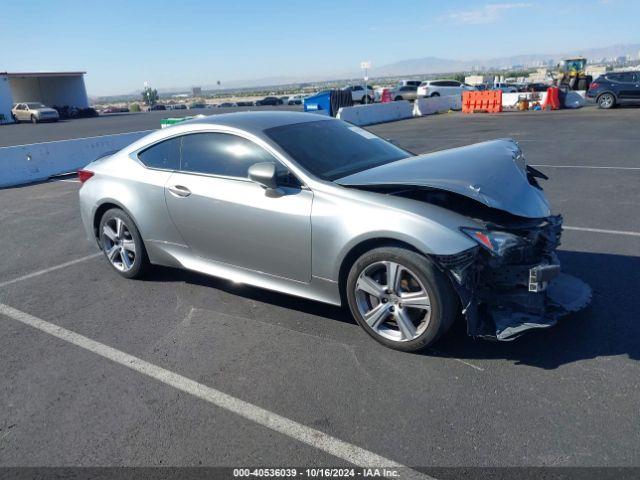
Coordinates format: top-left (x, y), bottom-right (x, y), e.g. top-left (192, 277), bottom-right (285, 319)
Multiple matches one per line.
top-left (336, 139), bottom-right (551, 218)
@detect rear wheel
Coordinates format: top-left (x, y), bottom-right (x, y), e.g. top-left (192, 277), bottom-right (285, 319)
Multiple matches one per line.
top-left (98, 208), bottom-right (149, 279)
top-left (346, 247), bottom-right (458, 352)
top-left (597, 93), bottom-right (615, 109)
top-left (394, 96), bottom-right (403, 101)
top-left (430, 92), bottom-right (440, 97)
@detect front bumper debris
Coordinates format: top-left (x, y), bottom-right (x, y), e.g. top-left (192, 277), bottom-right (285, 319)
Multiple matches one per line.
top-left (436, 215), bottom-right (592, 341)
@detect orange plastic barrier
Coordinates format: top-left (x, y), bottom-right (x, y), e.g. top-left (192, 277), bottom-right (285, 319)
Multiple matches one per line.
top-left (462, 90), bottom-right (503, 113)
top-left (542, 87), bottom-right (561, 110)
top-left (380, 89), bottom-right (392, 103)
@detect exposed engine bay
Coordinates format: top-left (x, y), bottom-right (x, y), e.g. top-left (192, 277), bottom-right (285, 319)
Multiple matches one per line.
top-left (359, 185), bottom-right (592, 341)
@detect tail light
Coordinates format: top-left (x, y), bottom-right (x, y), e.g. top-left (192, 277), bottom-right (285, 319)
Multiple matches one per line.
top-left (588, 82), bottom-right (599, 90)
top-left (77, 169), bottom-right (94, 184)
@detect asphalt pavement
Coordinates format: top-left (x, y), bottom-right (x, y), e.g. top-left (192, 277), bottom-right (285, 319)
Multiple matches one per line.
top-left (0, 105), bottom-right (302, 147)
top-left (0, 107), bottom-right (638, 474)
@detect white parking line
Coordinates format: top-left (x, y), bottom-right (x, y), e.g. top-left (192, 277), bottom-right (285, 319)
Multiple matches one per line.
top-left (0, 302), bottom-right (432, 479)
top-left (564, 226), bottom-right (640, 238)
top-left (0, 253), bottom-right (101, 289)
top-left (531, 164), bottom-right (640, 171)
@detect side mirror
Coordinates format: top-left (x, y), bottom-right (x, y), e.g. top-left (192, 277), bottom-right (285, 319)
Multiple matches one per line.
top-left (248, 162), bottom-right (278, 190)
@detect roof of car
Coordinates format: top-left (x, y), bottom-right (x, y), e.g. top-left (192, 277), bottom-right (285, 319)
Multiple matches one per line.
top-left (185, 111), bottom-right (332, 132)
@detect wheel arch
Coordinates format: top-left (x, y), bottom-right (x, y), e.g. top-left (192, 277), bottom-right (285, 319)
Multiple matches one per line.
top-left (337, 237), bottom-right (428, 306)
top-left (92, 200), bottom-right (140, 241)
top-left (596, 90), bottom-right (617, 102)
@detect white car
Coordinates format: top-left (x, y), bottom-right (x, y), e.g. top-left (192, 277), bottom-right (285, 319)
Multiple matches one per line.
top-left (417, 80), bottom-right (474, 98)
top-left (11, 102), bottom-right (60, 123)
top-left (494, 83), bottom-right (518, 93)
top-left (343, 85), bottom-right (375, 104)
top-left (287, 94), bottom-right (306, 105)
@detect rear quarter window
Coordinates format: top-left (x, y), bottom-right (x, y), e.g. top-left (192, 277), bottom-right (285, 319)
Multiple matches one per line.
top-left (138, 136), bottom-right (181, 170)
top-left (606, 73), bottom-right (635, 82)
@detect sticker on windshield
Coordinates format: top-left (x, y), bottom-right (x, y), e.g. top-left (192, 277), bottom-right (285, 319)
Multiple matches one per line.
top-left (348, 126), bottom-right (378, 140)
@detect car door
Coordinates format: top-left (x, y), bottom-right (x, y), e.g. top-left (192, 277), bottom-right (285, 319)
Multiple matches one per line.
top-left (164, 131), bottom-right (313, 282)
top-left (625, 73), bottom-right (640, 100)
top-left (15, 104), bottom-right (27, 121)
top-left (613, 73), bottom-right (636, 99)
top-left (449, 81), bottom-right (462, 96)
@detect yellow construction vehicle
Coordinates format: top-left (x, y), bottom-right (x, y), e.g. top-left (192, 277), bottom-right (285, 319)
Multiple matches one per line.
top-left (556, 57), bottom-right (592, 91)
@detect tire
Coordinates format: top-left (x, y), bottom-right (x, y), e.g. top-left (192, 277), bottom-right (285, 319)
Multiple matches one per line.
top-left (361, 96), bottom-right (372, 104)
top-left (31, 115), bottom-right (38, 124)
top-left (597, 93), bottom-right (615, 109)
top-left (98, 208), bottom-right (149, 279)
top-left (11, 114), bottom-right (18, 123)
top-left (394, 96), bottom-right (403, 101)
top-left (430, 92), bottom-right (440, 97)
top-left (346, 246), bottom-right (458, 352)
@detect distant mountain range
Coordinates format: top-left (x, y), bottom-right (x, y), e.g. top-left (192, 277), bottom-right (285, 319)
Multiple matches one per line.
top-left (368, 44), bottom-right (640, 77)
top-left (93, 43), bottom-right (640, 98)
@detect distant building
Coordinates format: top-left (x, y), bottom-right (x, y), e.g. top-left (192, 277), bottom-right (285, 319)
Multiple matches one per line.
top-left (586, 65), bottom-right (607, 78)
top-left (465, 75), bottom-right (490, 86)
top-left (528, 68), bottom-right (550, 83)
top-left (192, 86), bottom-right (202, 96)
top-left (0, 71), bottom-right (89, 124)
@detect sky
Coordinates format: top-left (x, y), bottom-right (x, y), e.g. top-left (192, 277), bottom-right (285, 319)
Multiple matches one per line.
top-left (1, 0), bottom-right (638, 96)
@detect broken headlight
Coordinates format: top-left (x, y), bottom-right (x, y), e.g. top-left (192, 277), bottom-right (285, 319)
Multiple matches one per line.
top-left (460, 228), bottom-right (526, 257)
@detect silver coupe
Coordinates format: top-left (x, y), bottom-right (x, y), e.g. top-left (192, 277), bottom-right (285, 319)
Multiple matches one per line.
top-left (79, 112), bottom-right (590, 351)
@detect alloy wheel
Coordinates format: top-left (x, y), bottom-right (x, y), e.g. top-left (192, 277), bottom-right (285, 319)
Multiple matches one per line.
top-left (599, 94), bottom-right (613, 108)
top-left (355, 261), bottom-right (432, 342)
top-left (101, 217), bottom-right (136, 272)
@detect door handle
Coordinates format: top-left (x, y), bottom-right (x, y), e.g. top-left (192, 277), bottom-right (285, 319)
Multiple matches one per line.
top-left (168, 185), bottom-right (191, 197)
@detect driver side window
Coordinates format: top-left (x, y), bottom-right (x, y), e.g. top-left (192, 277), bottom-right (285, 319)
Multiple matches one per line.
top-left (179, 132), bottom-right (300, 186)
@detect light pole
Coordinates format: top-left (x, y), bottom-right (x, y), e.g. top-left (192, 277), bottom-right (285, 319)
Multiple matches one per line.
top-left (360, 61), bottom-right (371, 104)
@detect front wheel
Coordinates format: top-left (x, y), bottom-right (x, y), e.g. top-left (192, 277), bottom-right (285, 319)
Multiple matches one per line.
top-left (597, 93), bottom-right (615, 109)
top-left (394, 96), bottom-right (403, 101)
top-left (98, 208), bottom-right (149, 279)
top-left (346, 247), bottom-right (458, 352)
top-left (31, 115), bottom-right (38, 124)
top-left (430, 92), bottom-right (440, 97)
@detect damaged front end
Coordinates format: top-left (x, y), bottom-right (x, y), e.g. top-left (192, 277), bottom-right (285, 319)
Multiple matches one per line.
top-left (337, 138), bottom-right (592, 341)
top-left (435, 213), bottom-right (592, 341)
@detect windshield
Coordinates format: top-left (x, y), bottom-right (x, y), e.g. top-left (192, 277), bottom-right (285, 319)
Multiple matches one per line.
top-left (26, 103), bottom-right (46, 109)
top-left (265, 120), bottom-right (411, 181)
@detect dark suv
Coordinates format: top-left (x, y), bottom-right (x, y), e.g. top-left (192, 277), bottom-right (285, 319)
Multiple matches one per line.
top-left (586, 71), bottom-right (640, 109)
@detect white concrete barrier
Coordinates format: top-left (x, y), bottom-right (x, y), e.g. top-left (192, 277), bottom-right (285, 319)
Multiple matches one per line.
top-left (413, 95), bottom-right (461, 116)
top-left (501, 92), bottom-right (547, 108)
top-left (0, 130), bottom-right (151, 188)
top-left (502, 90), bottom-right (587, 109)
top-left (337, 101), bottom-right (413, 126)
